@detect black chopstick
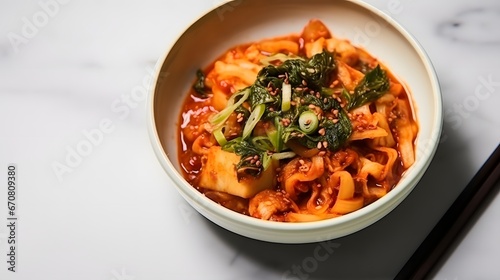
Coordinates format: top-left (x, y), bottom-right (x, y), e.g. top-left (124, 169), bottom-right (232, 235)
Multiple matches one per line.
top-left (396, 143), bottom-right (500, 280)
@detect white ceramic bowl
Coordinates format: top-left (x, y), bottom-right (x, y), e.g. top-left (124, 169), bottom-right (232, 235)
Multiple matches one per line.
top-left (147, 0), bottom-right (442, 243)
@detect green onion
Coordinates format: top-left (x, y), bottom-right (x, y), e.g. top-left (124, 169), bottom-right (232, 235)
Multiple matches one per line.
top-left (213, 128), bottom-right (227, 146)
top-left (321, 87), bottom-right (335, 96)
top-left (266, 129), bottom-right (279, 152)
top-left (274, 117), bottom-right (284, 152)
top-left (242, 103), bottom-right (265, 140)
top-left (261, 153), bottom-right (272, 171)
top-left (265, 118), bottom-right (284, 152)
top-left (271, 151), bottom-right (296, 160)
top-left (251, 136), bottom-right (274, 151)
top-left (209, 88), bottom-right (250, 128)
top-left (341, 88), bottom-right (352, 108)
top-left (298, 111), bottom-right (319, 134)
top-left (281, 83), bottom-right (292, 112)
top-left (221, 137), bottom-right (241, 153)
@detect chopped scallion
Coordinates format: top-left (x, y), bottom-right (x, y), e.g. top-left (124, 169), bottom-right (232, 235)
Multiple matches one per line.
top-left (242, 103), bottom-right (265, 140)
top-left (213, 128), bottom-right (227, 146)
top-left (282, 83), bottom-right (292, 112)
top-left (251, 136), bottom-right (274, 151)
top-left (209, 88), bottom-right (250, 128)
top-left (298, 111), bottom-right (319, 134)
top-left (271, 151), bottom-right (296, 160)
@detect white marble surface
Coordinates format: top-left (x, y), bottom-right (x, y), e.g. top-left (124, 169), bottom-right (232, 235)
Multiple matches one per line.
top-left (0, 0), bottom-right (499, 279)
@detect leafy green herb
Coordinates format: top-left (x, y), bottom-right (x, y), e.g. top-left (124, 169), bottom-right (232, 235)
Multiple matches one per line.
top-left (283, 98), bottom-right (352, 151)
top-left (345, 65), bottom-right (390, 110)
top-left (248, 84), bottom-right (279, 111)
top-left (222, 138), bottom-right (267, 179)
top-left (256, 51), bottom-right (335, 91)
top-left (305, 51), bottom-right (337, 88)
top-left (251, 136), bottom-right (274, 151)
top-left (193, 69), bottom-right (207, 96)
top-left (321, 108), bottom-right (352, 151)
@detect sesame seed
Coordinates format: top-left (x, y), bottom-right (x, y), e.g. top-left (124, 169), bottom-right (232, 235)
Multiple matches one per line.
top-left (299, 165), bottom-right (309, 172)
top-left (317, 142), bottom-right (323, 149)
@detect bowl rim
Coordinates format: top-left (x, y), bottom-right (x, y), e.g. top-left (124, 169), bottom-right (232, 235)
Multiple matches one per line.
top-left (147, 0), bottom-right (443, 243)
